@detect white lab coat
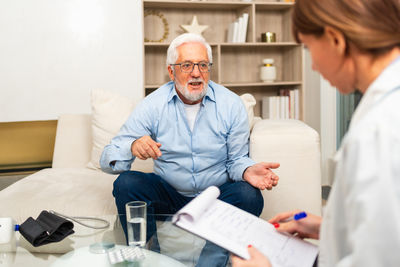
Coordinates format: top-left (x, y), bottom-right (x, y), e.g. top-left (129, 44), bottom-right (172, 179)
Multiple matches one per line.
top-left (318, 56), bottom-right (400, 266)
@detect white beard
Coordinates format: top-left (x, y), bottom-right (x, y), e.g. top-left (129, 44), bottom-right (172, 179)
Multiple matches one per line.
top-left (175, 78), bottom-right (208, 102)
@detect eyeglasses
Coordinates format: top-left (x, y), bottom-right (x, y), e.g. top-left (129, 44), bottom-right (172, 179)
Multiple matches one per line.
top-left (170, 61), bottom-right (213, 73)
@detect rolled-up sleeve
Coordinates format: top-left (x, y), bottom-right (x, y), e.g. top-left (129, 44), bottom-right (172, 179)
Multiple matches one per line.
top-left (100, 101), bottom-right (154, 174)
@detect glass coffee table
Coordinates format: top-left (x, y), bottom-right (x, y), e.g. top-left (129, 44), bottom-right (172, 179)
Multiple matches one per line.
top-left (0, 214), bottom-right (208, 267)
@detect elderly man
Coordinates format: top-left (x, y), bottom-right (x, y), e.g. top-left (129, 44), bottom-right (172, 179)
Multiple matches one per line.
top-left (100, 33), bottom-right (279, 266)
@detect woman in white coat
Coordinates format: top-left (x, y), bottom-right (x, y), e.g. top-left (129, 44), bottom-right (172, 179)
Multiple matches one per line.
top-left (233, 0), bottom-right (400, 266)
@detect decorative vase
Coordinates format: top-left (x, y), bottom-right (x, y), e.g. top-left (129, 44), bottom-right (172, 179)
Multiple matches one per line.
top-left (260, 58), bottom-right (276, 82)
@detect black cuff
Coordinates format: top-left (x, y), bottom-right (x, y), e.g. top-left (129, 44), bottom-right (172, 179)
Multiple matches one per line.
top-left (19, 211), bottom-right (74, 247)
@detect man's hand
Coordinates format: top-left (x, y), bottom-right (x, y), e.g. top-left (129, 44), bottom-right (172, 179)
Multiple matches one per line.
top-left (243, 162), bottom-right (280, 190)
top-left (131, 136), bottom-right (162, 160)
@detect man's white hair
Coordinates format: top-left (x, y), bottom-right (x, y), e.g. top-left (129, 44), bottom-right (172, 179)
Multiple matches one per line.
top-left (166, 33), bottom-right (213, 66)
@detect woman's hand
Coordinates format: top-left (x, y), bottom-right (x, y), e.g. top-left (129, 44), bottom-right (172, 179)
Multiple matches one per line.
top-left (231, 245), bottom-right (272, 267)
top-left (268, 210), bottom-right (322, 240)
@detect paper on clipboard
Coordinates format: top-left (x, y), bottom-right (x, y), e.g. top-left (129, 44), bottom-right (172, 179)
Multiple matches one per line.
top-left (172, 186), bottom-right (318, 267)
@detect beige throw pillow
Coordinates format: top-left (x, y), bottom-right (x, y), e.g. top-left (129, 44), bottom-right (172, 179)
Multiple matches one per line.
top-left (87, 89), bottom-right (137, 169)
top-left (240, 93), bottom-right (256, 129)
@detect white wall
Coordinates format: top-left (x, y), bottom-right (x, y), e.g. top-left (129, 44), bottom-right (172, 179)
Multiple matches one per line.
top-left (304, 49), bottom-right (321, 132)
top-left (0, 0), bottom-right (143, 122)
top-left (320, 78), bottom-right (337, 186)
top-left (304, 49), bottom-right (337, 186)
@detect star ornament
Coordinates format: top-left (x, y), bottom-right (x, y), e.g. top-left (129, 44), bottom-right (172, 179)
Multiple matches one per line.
top-left (180, 16), bottom-right (209, 36)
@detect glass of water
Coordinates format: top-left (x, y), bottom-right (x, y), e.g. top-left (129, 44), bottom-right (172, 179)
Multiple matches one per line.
top-left (126, 201), bottom-right (147, 247)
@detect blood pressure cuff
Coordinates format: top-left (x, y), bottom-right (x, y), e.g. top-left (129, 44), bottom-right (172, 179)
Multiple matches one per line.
top-left (19, 210), bottom-right (74, 247)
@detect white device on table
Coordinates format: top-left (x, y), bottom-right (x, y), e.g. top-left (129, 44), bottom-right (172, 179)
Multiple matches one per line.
top-left (0, 217), bottom-right (15, 244)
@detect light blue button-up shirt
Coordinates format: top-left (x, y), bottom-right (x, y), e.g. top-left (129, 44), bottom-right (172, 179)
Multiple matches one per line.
top-left (100, 80), bottom-right (255, 197)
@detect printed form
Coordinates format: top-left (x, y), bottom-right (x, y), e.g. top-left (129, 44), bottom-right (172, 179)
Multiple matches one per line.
top-left (173, 186), bottom-right (318, 267)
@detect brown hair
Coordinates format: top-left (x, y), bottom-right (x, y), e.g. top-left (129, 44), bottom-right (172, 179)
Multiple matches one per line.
top-left (292, 0), bottom-right (400, 54)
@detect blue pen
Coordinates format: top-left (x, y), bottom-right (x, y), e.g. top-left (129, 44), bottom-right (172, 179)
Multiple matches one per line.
top-left (283, 211), bottom-right (307, 222)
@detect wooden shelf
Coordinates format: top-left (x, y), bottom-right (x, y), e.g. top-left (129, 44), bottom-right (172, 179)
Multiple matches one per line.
top-left (143, 0), bottom-right (304, 118)
top-left (145, 42), bottom-right (300, 47)
top-left (223, 81), bottom-right (302, 87)
top-left (255, 2), bottom-right (294, 10)
top-left (143, 0), bottom-right (251, 9)
top-left (220, 42), bottom-right (299, 47)
top-left (143, 0), bottom-right (294, 9)
top-left (145, 81), bottom-right (302, 89)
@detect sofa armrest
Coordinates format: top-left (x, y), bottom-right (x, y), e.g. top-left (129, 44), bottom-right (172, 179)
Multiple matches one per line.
top-left (250, 119), bottom-right (322, 220)
top-left (52, 114), bottom-right (92, 168)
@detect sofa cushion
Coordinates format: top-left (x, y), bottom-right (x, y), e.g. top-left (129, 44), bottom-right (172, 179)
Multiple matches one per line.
top-left (250, 119), bottom-right (322, 220)
top-left (52, 114), bottom-right (92, 168)
top-left (87, 89), bottom-right (137, 170)
top-left (0, 167), bottom-right (123, 253)
top-left (87, 89), bottom-right (257, 171)
top-left (0, 168), bottom-right (118, 222)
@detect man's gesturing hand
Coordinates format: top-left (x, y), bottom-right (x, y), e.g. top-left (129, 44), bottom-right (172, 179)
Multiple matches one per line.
top-left (243, 162), bottom-right (280, 190)
top-left (131, 136), bottom-right (162, 160)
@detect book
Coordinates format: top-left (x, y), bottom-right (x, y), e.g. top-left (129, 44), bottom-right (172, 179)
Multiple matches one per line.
top-left (240, 13), bottom-right (249, 43)
top-left (294, 89), bottom-right (300, 119)
top-left (172, 186), bottom-right (318, 267)
top-left (284, 96), bottom-right (289, 119)
top-left (232, 21), bottom-right (239, 43)
top-left (228, 13), bottom-right (249, 43)
top-left (274, 96), bottom-right (280, 119)
top-left (290, 90), bottom-right (295, 119)
top-left (279, 90), bottom-right (290, 119)
top-left (269, 97), bottom-right (275, 119)
top-left (237, 17), bottom-right (244, 43)
top-left (262, 96), bottom-right (270, 119)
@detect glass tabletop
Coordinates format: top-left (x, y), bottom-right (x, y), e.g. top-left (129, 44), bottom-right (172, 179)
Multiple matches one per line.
top-left (145, 214), bottom-right (207, 266)
top-left (0, 214), bottom-right (210, 267)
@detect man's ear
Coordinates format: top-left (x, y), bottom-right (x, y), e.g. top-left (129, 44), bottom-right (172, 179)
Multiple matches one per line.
top-left (324, 26), bottom-right (347, 56)
top-left (167, 65), bottom-right (175, 81)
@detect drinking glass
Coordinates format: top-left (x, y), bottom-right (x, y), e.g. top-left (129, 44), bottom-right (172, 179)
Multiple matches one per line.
top-left (126, 201), bottom-right (147, 247)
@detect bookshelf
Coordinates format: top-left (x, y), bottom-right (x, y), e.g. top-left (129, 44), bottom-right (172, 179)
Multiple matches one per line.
top-left (143, 0), bottom-right (303, 118)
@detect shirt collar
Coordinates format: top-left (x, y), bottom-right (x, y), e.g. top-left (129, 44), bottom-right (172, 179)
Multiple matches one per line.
top-left (349, 56), bottom-right (400, 129)
top-left (335, 56), bottom-right (400, 163)
top-left (166, 80), bottom-right (216, 105)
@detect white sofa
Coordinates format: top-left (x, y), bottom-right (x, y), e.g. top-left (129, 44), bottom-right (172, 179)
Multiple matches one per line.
top-left (0, 111), bottom-right (321, 253)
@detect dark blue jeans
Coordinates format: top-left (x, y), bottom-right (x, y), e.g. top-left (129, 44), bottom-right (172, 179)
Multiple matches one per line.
top-left (112, 171), bottom-right (264, 267)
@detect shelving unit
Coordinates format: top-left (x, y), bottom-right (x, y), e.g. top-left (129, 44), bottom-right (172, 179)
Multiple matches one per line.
top-left (143, 0), bottom-right (303, 118)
